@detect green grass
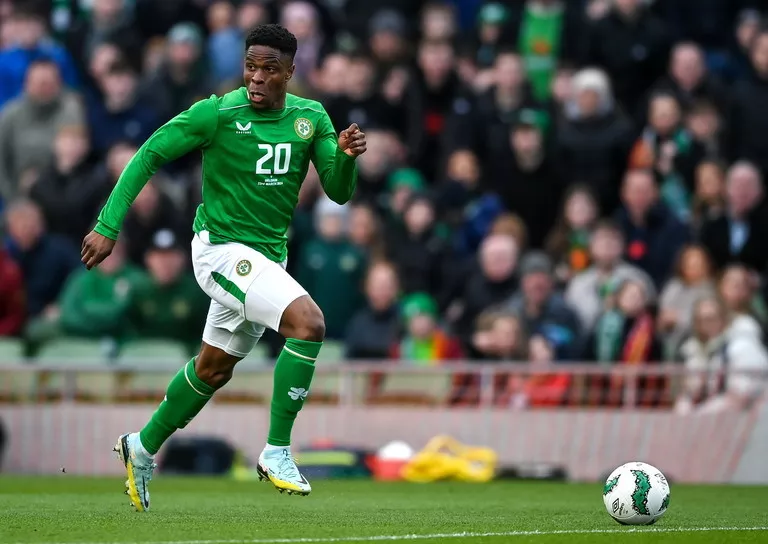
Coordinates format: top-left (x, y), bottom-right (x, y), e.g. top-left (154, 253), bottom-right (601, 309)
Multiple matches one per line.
top-left (0, 477), bottom-right (767, 543)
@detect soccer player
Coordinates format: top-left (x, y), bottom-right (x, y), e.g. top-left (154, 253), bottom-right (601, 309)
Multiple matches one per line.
top-left (80, 24), bottom-right (367, 511)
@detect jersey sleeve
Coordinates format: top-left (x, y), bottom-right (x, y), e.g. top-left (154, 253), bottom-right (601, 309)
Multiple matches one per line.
top-left (310, 107), bottom-right (358, 205)
top-left (94, 97), bottom-right (219, 239)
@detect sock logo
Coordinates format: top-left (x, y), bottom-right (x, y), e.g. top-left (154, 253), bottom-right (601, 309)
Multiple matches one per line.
top-left (288, 387), bottom-right (308, 401)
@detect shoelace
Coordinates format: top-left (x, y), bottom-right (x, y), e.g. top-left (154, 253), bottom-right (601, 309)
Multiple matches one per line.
top-left (276, 451), bottom-right (301, 479)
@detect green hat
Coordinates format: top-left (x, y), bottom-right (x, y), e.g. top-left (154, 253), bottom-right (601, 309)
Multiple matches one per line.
top-left (388, 168), bottom-right (426, 192)
top-left (401, 292), bottom-right (439, 322)
top-left (513, 108), bottom-right (549, 132)
top-left (478, 3), bottom-right (509, 25)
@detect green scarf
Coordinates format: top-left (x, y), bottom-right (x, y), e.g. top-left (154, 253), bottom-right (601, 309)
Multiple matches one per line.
top-left (595, 310), bottom-right (625, 365)
top-left (519, 3), bottom-right (564, 101)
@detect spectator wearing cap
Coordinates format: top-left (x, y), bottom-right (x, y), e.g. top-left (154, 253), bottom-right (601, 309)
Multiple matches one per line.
top-left (296, 196), bottom-right (367, 340)
top-left (206, 1), bottom-right (243, 87)
top-left (470, 2), bottom-right (512, 71)
top-left (0, 7), bottom-right (79, 108)
top-left (386, 167), bottom-right (426, 228)
top-left (565, 220), bottom-right (655, 331)
top-left (555, 68), bottom-right (635, 214)
top-left (87, 60), bottom-right (159, 154)
top-left (4, 199), bottom-right (80, 319)
top-left (368, 9), bottom-right (411, 68)
top-left (345, 261), bottom-right (402, 360)
top-left (0, 59), bottom-right (85, 204)
top-left (489, 108), bottom-right (560, 249)
top-left (727, 28), bottom-right (768, 177)
top-left (583, 0), bottom-right (671, 115)
top-left (390, 292), bottom-right (463, 363)
top-left (122, 181), bottom-right (188, 267)
top-left (141, 22), bottom-right (213, 122)
top-left (386, 193), bottom-right (452, 298)
top-left (0, 242), bottom-right (25, 337)
top-left (131, 229), bottom-right (209, 354)
top-left (614, 168), bottom-right (690, 288)
top-left (30, 124), bottom-right (108, 246)
top-left (501, 251), bottom-right (581, 359)
top-left (700, 161), bottom-right (768, 272)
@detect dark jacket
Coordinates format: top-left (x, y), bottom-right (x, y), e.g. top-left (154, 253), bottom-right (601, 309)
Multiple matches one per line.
top-left (122, 193), bottom-right (189, 267)
top-left (387, 226), bottom-right (452, 297)
top-left (615, 203), bottom-right (690, 287)
top-left (727, 72), bottom-right (768, 175)
top-left (345, 305), bottom-right (401, 360)
top-left (86, 89), bottom-right (160, 155)
top-left (699, 205), bottom-right (768, 272)
top-left (584, 8), bottom-right (671, 113)
top-left (555, 110), bottom-right (635, 212)
top-left (503, 293), bottom-right (582, 359)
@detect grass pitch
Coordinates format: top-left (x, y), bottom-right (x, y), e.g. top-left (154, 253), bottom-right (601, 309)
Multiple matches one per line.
top-left (1, 477), bottom-right (767, 543)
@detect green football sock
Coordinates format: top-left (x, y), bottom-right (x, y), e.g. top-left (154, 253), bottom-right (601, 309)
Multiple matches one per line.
top-left (139, 359), bottom-right (215, 455)
top-left (267, 339), bottom-right (321, 447)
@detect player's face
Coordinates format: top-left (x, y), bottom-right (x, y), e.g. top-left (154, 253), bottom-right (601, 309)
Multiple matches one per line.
top-left (244, 45), bottom-right (294, 109)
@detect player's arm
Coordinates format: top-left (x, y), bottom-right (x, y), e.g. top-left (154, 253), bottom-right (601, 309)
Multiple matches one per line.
top-left (82, 98), bottom-right (218, 269)
top-left (311, 109), bottom-right (366, 204)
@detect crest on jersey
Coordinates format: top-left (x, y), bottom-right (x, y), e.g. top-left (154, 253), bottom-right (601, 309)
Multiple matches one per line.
top-left (294, 118), bottom-right (313, 139)
top-left (236, 259), bottom-right (252, 276)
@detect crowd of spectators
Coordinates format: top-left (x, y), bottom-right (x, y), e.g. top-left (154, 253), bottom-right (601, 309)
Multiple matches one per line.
top-left (2, 0), bottom-right (768, 410)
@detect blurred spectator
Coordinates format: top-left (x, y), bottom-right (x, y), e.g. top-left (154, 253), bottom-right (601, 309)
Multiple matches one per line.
top-left (236, 0), bottom-right (270, 36)
top-left (353, 128), bottom-right (406, 200)
top-left (122, 181), bottom-right (188, 267)
top-left (584, 279), bottom-right (663, 405)
top-left (368, 9), bottom-right (410, 68)
top-left (390, 292), bottom-right (463, 363)
top-left (140, 23), bottom-right (212, 122)
top-left (0, 7), bottom-right (79, 108)
top-left (489, 213), bottom-right (528, 253)
top-left (504, 0), bottom-right (584, 102)
top-left (463, 2), bottom-right (511, 76)
top-left (691, 159), bottom-right (726, 230)
top-left (66, 0), bottom-right (143, 77)
top-left (421, 2), bottom-right (457, 43)
top-left (0, 59), bottom-right (85, 203)
top-left (206, 1), bottom-right (242, 87)
top-left (718, 264), bottom-right (767, 334)
top-left (385, 167), bottom-right (426, 230)
top-left (685, 99), bottom-right (724, 159)
top-left (297, 197), bottom-right (367, 340)
top-left (727, 28), bottom-right (768, 175)
top-left (677, 297), bottom-right (768, 414)
top-left (629, 92), bottom-right (705, 219)
top-left (0, 245), bottom-right (24, 336)
top-left (387, 193), bottom-right (451, 297)
top-left (87, 61), bottom-right (159, 154)
top-left (29, 125), bottom-right (107, 245)
top-left (649, 42), bottom-right (729, 120)
top-left (614, 168), bottom-right (689, 287)
top-left (4, 199), bottom-right (80, 317)
top-left (348, 201), bottom-right (385, 260)
top-left (47, 238), bottom-right (143, 343)
top-left (489, 108), bottom-right (559, 248)
top-left (281, 1), bottom-right (327, 85)
top-left (566, 220), bottom-right (655, 331)
top-left (312, 52), bottom-right (351, 100)
top-left (583, 0), bottom-right (670, 114)
top-left (725, 8), bottom-right (762, 83)
top-left (345, 261), bottom-right (401, 360)
top-left (501, 251), bottom-right (582, 359)
top-left (658, 245), bottom-right (717, 359)
top-left (132, 229), bottom-right (209, 353)
top-left (134, 0), bottom-right (208, 41)
top-left (545, 184), bottom-right (599, 285)
top-left (85, 41), bottom-right (125, 89)
top-left (700, 161), bottom-right (768, 272)
top-left (443, 233), bottom-right (519, 348)
top-left (434, 148), bottom-right (482, 228)
top-left (556, 68), bottom-right (634, 213)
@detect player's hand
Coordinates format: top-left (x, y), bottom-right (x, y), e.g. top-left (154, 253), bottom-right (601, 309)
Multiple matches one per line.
top-left (81, 230), bottom-right (116, 270)
top-left (338, 123), bottom-right (367, 157)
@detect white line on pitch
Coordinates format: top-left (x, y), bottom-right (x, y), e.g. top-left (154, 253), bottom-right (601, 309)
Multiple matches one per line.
top-left (12, 525), bottom-right (768, 544)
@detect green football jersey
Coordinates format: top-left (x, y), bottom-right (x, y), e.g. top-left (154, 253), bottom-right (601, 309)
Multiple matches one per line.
top-left (95, 88), bottom-right (358, 262)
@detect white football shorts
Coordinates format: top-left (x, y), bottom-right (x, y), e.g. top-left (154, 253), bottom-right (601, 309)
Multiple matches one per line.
top-left (191, 231), bottom-right (307, 357)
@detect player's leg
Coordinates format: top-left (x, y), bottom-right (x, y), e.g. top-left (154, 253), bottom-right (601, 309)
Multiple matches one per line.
top-left (237, 260), bottom-right (323, 495)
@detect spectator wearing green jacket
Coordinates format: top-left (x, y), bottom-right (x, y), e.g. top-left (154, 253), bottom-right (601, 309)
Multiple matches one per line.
top-left (131, 229), bottom-right (209, 354)
top-left (296, 196), bottom-right (367, 339)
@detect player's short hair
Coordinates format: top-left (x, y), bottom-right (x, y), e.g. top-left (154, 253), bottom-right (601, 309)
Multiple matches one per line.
top-left (245, 24), bottom-right (298, 59)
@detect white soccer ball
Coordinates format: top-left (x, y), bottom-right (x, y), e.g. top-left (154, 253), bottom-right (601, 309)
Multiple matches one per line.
top-left (602, 462), bottom-right (670, 526)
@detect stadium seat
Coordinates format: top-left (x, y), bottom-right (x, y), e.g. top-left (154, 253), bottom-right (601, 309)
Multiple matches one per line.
top-left (119, 340), bottom-right (190, 363)
top-left (0, 338), bottom-right (24, 365)
top-left (36, 338), bottom-right (112, 365)
top-left (317, 340), bottom-right (344, 364)
top-left (367, 371), bottom-right (453, 406)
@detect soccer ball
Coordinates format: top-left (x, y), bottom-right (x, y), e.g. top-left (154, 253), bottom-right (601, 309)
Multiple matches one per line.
top-left (602, 462), bottom-right (670, 525)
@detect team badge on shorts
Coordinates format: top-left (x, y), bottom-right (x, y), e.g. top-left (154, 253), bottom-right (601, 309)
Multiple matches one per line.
top-left (236, 259), bottom-right (252, 276)
top-left (294, 118), bottom-right (313, 139)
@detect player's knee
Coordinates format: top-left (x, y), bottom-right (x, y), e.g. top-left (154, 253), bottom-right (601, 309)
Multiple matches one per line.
top-left (280, 297), bottom-right (326, 342)
top-left (195, 344), bottom-right (241, 389)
